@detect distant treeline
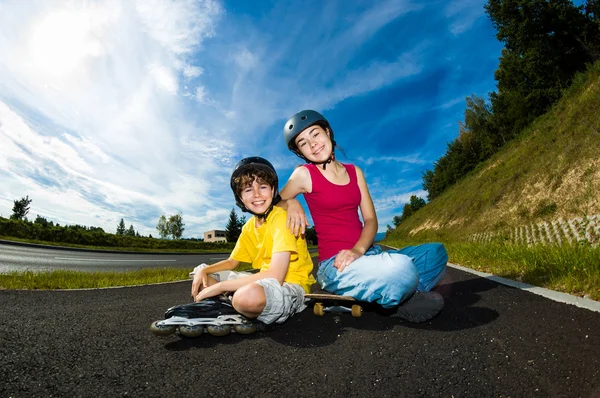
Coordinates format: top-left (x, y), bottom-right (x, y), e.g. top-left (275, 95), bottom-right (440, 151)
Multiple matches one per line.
top-left (0, 217), bottom-right (234, 251)
top-left (423, 0), bottom-right (600, 201)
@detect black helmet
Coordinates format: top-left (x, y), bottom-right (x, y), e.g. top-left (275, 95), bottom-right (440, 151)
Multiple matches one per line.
top-left (230, 157), bottom-right (281, 218)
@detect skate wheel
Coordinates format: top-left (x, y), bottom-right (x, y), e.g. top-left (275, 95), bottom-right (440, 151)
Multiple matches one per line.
top-left (150, 321), bottom-right (177, 336)
top-left (313, 302), bottom-right (325, 316)
top-left (234, 323), bottom-right (257, 335)
top-left (207, 324), bottom-right (232, 337)
top-left (179, 325), bottom-right (204, 338)
top-left (351, 304), bottom-right (362, 318)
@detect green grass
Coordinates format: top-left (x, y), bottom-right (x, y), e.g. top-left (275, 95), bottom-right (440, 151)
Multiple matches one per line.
top-left (384, 238), bottom-right (600, 301)
top-left (0, 268), bottom-right (191, 290)
top-left (0, 262), bottom-right (258, 290)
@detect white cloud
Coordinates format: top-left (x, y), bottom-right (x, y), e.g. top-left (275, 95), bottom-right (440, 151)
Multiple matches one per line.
top-left (183, 65), bottom-right (204, 79)
top-left (134, 0), bottom-right (221, 54)
top-left (233, 48), bottom-right (258, 70)
top-left (357, 154), bottom-right (427, 166)
top-left (445, 0), bottom-right (486, 35)
top-left (0, 0), bottom-right (229, 237)
top-left (0, 0), bottom-right (498, 239)
top-left (373, 189), bottom-right (429, 212)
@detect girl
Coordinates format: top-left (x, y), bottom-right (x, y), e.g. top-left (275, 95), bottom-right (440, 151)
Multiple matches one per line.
top-left (279, 110), bottom-right (447, 323)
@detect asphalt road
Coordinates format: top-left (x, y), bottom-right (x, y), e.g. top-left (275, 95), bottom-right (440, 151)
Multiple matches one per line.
top-left (1, 266), bottom-right (599, 397)
top-left (0, 241), bottom-right (229, 273)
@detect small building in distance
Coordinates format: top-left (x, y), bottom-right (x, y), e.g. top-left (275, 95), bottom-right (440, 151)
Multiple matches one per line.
top-left (204, 230), bottom-right (227, 243)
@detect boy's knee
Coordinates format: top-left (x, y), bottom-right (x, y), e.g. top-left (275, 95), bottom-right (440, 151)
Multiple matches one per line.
top-left (232, 284), bottom-right (267, 314)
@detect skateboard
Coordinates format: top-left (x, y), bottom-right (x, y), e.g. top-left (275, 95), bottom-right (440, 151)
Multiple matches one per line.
top-left (305, 292), bottom-right (363, 317)
top-left (150, 296), bottom-right (268, 338)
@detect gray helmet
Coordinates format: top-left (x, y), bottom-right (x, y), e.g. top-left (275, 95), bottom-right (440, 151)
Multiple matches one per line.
top-left (283, 110), bottom-right (337, 168)
top-left (283, 110), bottom-right (330, 151)
top-left (230, 156), bottom-right (281, 217)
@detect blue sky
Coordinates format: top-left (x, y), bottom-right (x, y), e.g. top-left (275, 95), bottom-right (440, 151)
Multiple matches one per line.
top-left (0, 0), bottom-right (504, 237)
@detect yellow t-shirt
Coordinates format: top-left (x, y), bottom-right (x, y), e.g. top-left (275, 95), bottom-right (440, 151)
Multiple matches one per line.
top-left (230, 206), bottom-right (316, 293)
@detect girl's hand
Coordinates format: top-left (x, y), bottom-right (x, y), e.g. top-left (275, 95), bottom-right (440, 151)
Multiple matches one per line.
top-left (334, 249), bottom-right (362, 272)
top-left (286, 199), bottom-right (309, 236)
top-left (195, 282), bottom-right (224, 302)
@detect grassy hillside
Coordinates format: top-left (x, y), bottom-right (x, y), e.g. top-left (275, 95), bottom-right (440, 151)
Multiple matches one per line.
top-left (387, 60), bottom-right (600, 244)
top-left (383, 61), bottom-right (600, 300)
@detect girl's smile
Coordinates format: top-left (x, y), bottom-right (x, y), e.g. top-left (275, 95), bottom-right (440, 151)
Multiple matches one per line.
top-left (295, 126), bottom-right (332, 161)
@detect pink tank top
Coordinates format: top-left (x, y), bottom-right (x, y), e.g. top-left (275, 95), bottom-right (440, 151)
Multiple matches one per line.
top-left (303, 163), bottom-right (363, 262)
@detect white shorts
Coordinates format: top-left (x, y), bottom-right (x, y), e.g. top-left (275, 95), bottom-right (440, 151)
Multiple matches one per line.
top-left (191, 265), bottom-right (307, 324)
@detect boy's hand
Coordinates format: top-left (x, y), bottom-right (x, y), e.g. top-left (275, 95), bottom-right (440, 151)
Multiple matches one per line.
top-left (195, 282), bottom-right (225, 302)
top-left (191, 268), bottom-right (209, 298)
top-left (285, 199), bottom-right (309, 236)
top-left (334, 249), bottom-right (362, 272)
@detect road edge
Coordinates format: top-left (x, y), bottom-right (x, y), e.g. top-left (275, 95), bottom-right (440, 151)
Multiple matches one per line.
top-left (448, 262), bottom-right (600, 313)
top-left (379, 244), bottom-right (600, 314)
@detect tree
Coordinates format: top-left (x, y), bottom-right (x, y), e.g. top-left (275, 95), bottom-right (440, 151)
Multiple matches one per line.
top-left (156, 215), bottom-right (168, 238)
top-left (385, 224), bottom-right (395, 237)
top-left (116, 218), bottom-right (126, 235)
top-left (11, 195), bottom-right (32, 220)
top-left (127, 225), bottom-right (136, 237)
top-left (409, 195), bottom-right (426, 211)
top-left (305, 226), bottom-right (318, 245)
top-left (34, 215), bottom-right (52, 227)
top-left (225, 208), bottom-right (242, 242)
top-left (168, 213), bottom-right (185, 239)
top-left (398, 195), bottom-right (427, 224)
top-left (485, 0), bottom-right (599, 136)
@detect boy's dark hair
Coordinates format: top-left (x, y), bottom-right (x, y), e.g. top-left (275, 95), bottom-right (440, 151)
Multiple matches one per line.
top-left (233, 165), bottom-right (276, 196)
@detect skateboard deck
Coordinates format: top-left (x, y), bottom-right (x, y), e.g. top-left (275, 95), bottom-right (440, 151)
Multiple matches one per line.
top-left (305, 292), bottom-right (363, 317)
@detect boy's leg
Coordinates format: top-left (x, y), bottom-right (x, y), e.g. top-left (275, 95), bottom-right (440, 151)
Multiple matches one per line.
top-left (233, 279), bottom-right (306, 324)
top-left (231, 283), bottom-right (267, 319)
top-left (316, 250), bottom-right (419, 308)
top-left (396, 243), bottom-right (448, 292)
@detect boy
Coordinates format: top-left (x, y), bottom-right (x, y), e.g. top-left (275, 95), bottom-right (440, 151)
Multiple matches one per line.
top-left (190, 157), bottom-right (315, 325)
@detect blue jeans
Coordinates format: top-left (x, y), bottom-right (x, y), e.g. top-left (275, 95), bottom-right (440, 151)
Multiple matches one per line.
top-left (316, 243), bottom-right (448, 308)
top-left (395, 243), bottom-right (448, 292)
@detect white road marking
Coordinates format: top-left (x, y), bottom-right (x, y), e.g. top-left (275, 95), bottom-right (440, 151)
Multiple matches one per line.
top-left (54, 257), bottom-right (177, 262)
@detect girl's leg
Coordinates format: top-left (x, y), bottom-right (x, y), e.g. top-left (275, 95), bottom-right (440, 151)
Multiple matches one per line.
top-left (395, 243), bottom-right (448, 291)
top-left (316, 250), bottom-right (419, 308)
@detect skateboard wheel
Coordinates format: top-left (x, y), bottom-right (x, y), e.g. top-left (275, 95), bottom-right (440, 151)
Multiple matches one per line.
top-left (313, 302), bottom-right (325, 316)
top-left (179, 324), bottom-right (204, 338)
top-left (207, 324), bottom-right (232, 337)
top-left (234, 323), bottom-right (257, 334)
top-left (150, 321), bottom-right (177, 336)
top-left (351, 305), bottom-right (362, 318)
